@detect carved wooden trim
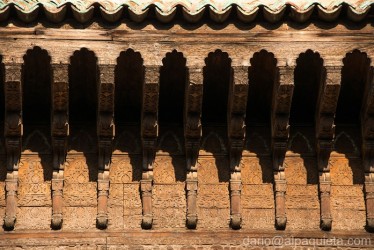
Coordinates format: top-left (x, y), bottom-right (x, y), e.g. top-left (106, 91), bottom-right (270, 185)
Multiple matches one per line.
top-left (316, 66), bottom-right (341, 231)
top-left (271, 66), bottom-right (294, 230)
top-left (140, 66), bottom-right (160, 229)
top-left (3, 63), bottom-right (22, 231)
top-left (97, 65), bottom-right (115, 229)
top-left (51, 64), bottom-right (69, 230)
top-left (362, 67), bottom-right (374, 232)
top-left (184, 67), bottom-right (203, 229)
top-left (228, 66), bottom-right (248, 229)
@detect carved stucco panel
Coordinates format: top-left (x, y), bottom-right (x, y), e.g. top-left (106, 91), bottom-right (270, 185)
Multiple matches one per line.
top-left (241, 157), bottom-right (273, 185)
top-left (152, 184), bottom-right (186, 228)
top-left (18, 159), bottom-right (52, 207)
top-left (153, 156), bottom-right (185, 184)
top-left (242, 184), bottom-right (274, 209)
top-left (110, 156), bottom-right (142, 184)
top-left (16, 207), bottom-right (51, 230)
top-left (63, 207), bottom-right (96, 229)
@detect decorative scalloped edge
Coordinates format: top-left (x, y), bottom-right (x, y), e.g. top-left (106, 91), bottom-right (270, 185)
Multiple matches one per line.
top-left (0, 1), bottom-right (372, 23)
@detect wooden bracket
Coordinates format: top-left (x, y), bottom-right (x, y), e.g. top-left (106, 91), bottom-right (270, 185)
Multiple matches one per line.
top-left (3, 63), bottom-right (23, 231)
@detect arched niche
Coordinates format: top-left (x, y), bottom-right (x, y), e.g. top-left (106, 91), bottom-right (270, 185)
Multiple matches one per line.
top-left (336, 50), bottom-right (371, 125)
top-left (290, 49), bottom-right (324, 125)
top-left (115, 49), bottom-right (144, 125)
top-left (22, 46), bottom-right (52, 125)
top-left (158, 50), bottom-right (187, 126)
top-left (202, 49), bottom-right (231, 125)
top-left (69, 48), bottom-right (98, 124)
top-left (246, 50), bottom-right (277, 125)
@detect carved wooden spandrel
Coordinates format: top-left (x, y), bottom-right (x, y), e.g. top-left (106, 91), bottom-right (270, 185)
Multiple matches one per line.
top-left (3, 63), bottom-right (22, 231)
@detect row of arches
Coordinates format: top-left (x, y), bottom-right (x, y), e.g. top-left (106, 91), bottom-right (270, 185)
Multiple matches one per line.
top-left (0, 48), bottom-right (371, 137)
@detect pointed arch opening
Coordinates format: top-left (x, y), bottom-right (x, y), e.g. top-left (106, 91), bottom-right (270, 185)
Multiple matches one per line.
top-left (247, 50), bottom-right (277, 125)
top-left (69, 48), bottom-right (98, 124)
top-left (202, 49), bottom-right (231, 125)
top-left (115, 49), bottom-right (144, 125)
top-left (336, 50), bottom-right (371, 125)
top-left (290, 50), bottom-right (324, 125)
top-left (22, 47), bottom-right (52, 126)
top-left (159, 50), bottom-right (187, 126)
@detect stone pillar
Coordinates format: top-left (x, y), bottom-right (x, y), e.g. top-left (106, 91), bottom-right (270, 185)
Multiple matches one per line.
top-left (97, 65), bottom-right (115, 229)
top-left (271, 66), bottom-right (294, 230)
top-left (140, 66), bottom-right (160, 229)
top-left (51, 63), bottom-right (69, 230)
top-left (3, 63), bottom-right (23, 230)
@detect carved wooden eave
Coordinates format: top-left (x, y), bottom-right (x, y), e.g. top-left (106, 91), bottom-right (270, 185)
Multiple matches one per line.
top-left (227, 66), bottom-right (248, 229)
top-left (315, 66), bottom-right (341, 231)
top-left (361, 65), bottom-right (374, 232)
top-left (1, 1), bottom-right (373, 24)
top-left (271, 66), bottom-right (294, 230)
top-left (3, 63), bottom-right (23, 231)
top-left (140, 65), bottom-right (160, 229)
top-left (184, 67), bottom-right (203, 229)
top-left (51, 63), bottom-right (69, 230)
top-left (96, 64), bottom-right (115, 229)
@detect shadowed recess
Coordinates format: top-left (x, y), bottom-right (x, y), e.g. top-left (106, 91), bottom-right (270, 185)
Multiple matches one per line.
top-left (22, 46), bottom-right (52, 125)
top-left (290, 50), bottom-right (323, 125)
top-left (69, 48), bottom-right (98, 123)
top-left (0, 55), bottom-right (3, 123)
top-left (115, 49), bottom-right (144, 124)
top-left (336, 50), bottom-right (371, 125)
top-left (247, 50), bottom-right (277, 125)
top-left (202, 50), bottom-right (231, 124)
top-left (159, 50), bottom-right (187, 125)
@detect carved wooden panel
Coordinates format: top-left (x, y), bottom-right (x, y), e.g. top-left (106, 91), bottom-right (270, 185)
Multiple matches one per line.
top-left (197, 184), bottom-right (230, 228)
top-left (153, 184), bottom-right (186, 228)
top-left (242, 208), bottom-right (274, 229)
top-left (197, 158), bottom-right (230, 184)
top-left (18, 158), bottom-right (52, 207)
top-left (153, 156), bottom-right (185, 184)
top-left (110, 156), bottom-right (142, 184)
top-left (241, 185), bottom-right (274, 209)
top-left (16, 207), bottom-right (51, 230)
top-left (123, 184), bottom-right (142, 229)
top-left (241, 157), bottom-right (273, 184)
top-left (64, 158), bottom-right (97, 207)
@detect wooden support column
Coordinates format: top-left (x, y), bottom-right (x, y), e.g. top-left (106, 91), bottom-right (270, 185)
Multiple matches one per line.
top-left (228, 66), bottom-right (248, 229)
top-left (362, 66), bottom-right (374, 232)
top-left (96, 65), bottom-right (115, 229)
top-left (184, 67), bottom-right (203, 229)
top-left (316, 66), bottom-right (341, 231)
top-left (271, 66), bottom-right (294, 230)
top-left (51, 64), bottom-right (69, 230)
top-left (141, 66), bottom-right (160, 229)
top-left (3, 63), bottom-right (22, 230)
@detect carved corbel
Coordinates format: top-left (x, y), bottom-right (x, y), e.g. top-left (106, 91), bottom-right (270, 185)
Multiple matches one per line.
top-left (271, 66), bottom-right (294, 230)
top-left (3, 64), bottom-right (23, 230)
top-left (51, 64), bottom-right (69, 230)
top-left (96, 65), bottom-right (115, 229)
top-left (184, 67), bottom-right (203, 229)
top-left (362, 66), bottom-right (374, 232)
top-left (140, 66), bottom-right (160, 229)
top-left (315, 67), bottom-right (341, 231)
top-left (227, 66), bottom-right (248, 229)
